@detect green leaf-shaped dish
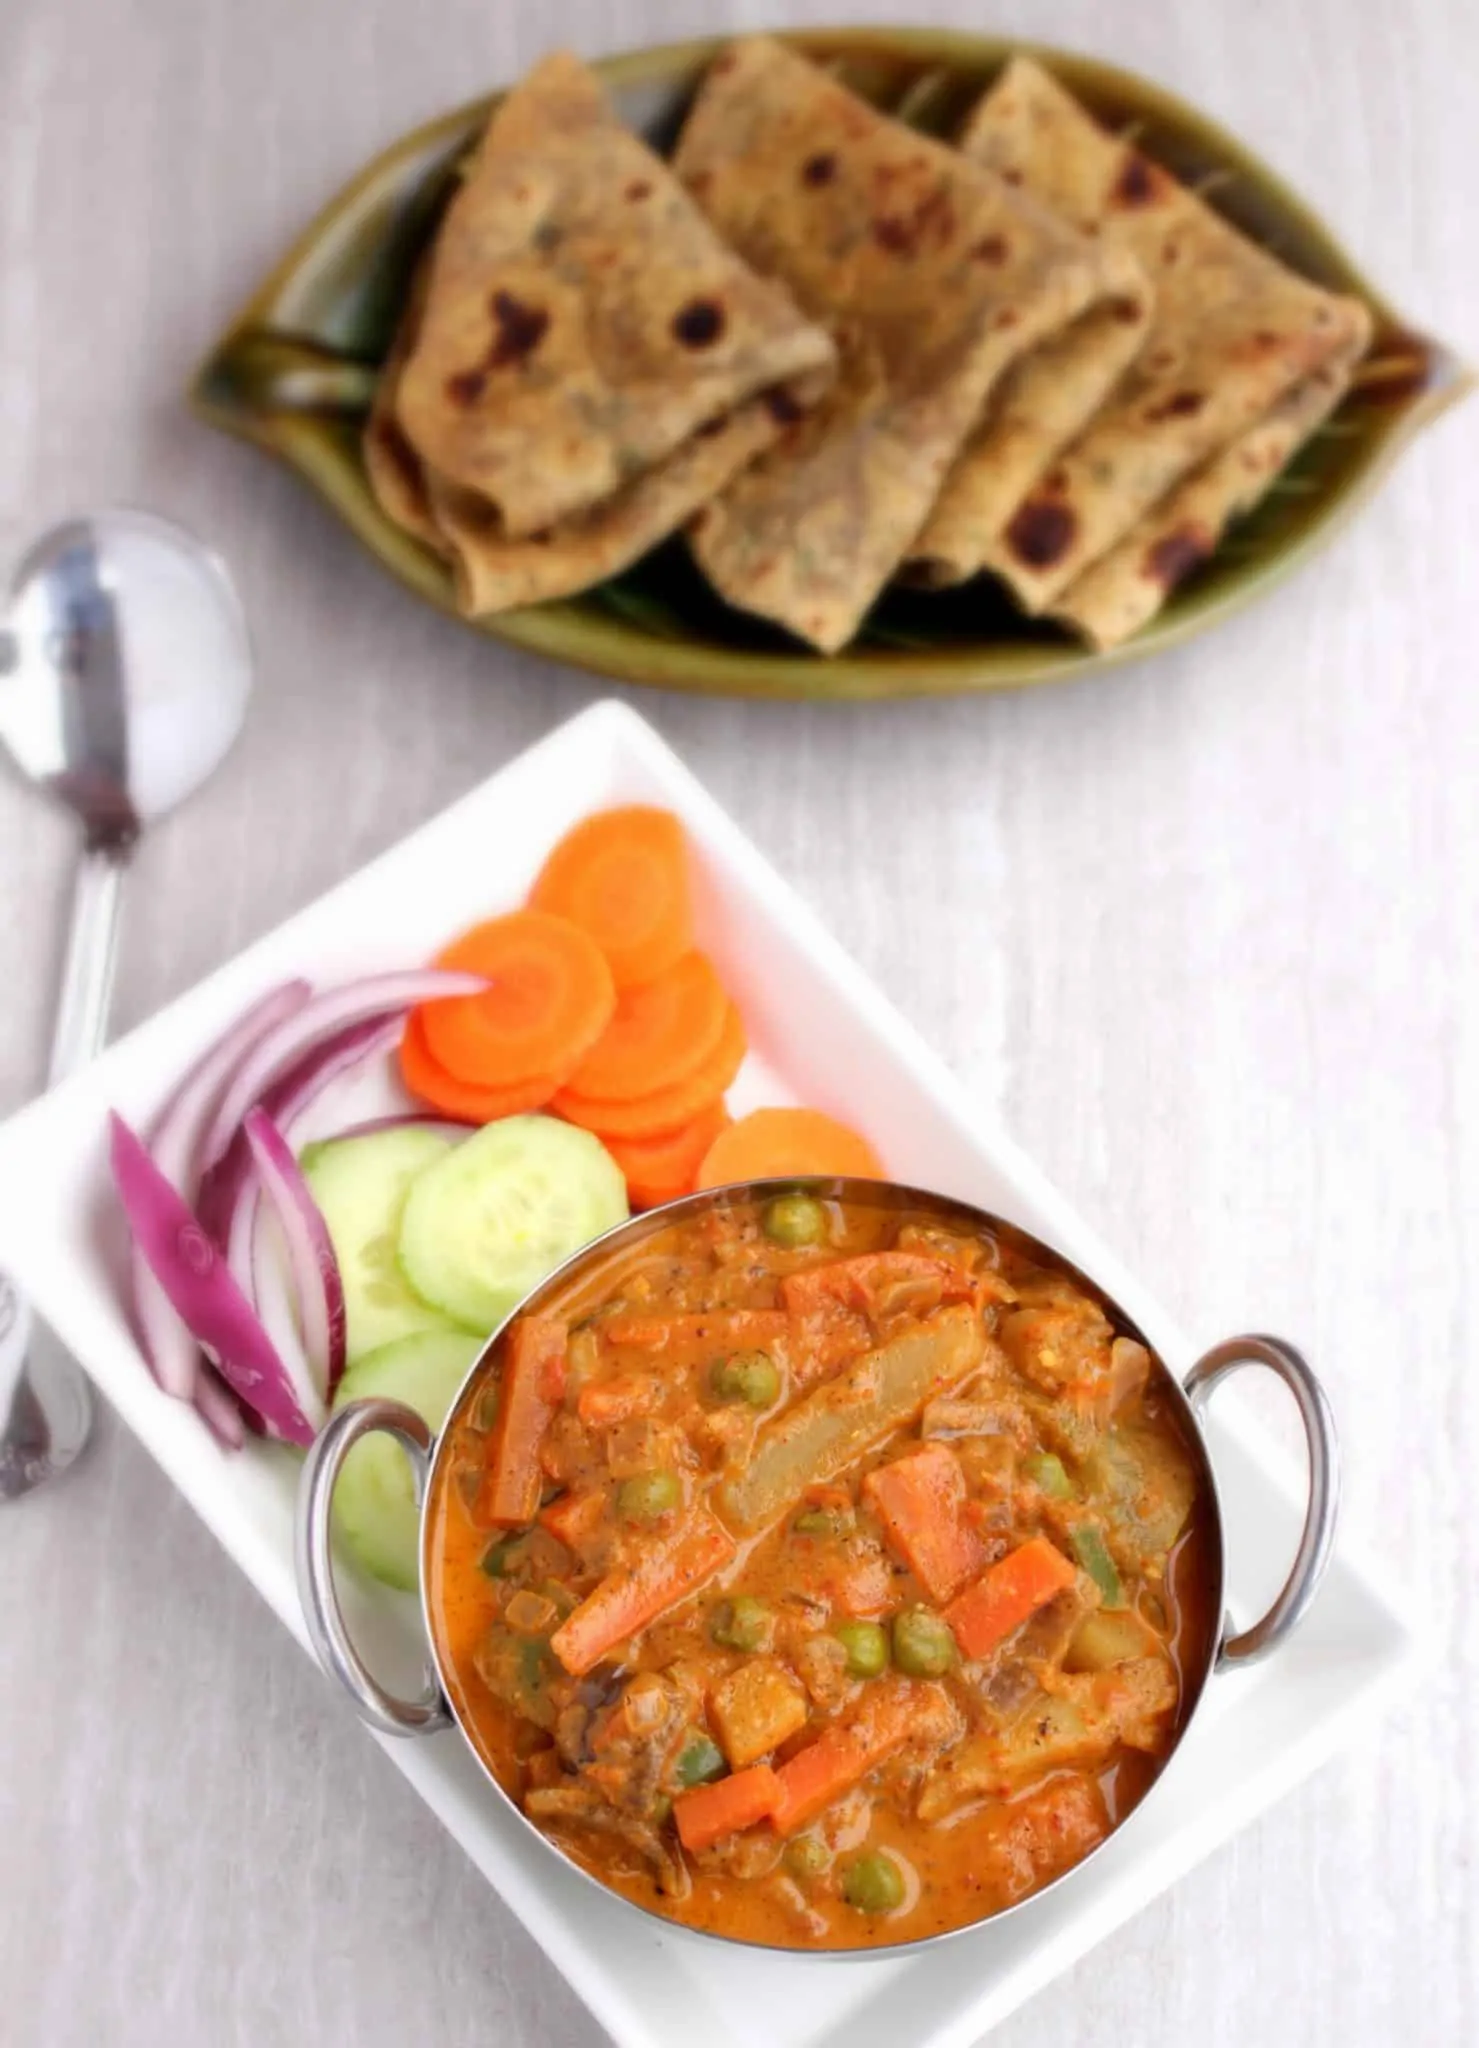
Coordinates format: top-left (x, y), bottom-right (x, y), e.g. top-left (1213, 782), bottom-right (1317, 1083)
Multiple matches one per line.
top-left (192, 27), bottom-right (1470, 701)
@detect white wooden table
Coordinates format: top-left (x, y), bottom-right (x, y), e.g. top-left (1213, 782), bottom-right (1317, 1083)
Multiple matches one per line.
top-left (1, 1), bottom-right (1474, 2043)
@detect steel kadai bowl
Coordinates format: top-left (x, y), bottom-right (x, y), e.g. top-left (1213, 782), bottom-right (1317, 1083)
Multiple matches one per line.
top-left (295, 1177), bottom-right (1338, 1959)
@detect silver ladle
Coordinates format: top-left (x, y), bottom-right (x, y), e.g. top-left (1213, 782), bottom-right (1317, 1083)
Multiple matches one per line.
top-left (0, 510), bottom-right (253, 1499)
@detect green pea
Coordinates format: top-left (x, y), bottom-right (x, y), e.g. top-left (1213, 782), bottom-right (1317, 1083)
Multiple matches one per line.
top-left (842, 1851), bottom-right (905, 1915)
top-left (617, 1470), bottom-right (682, 1524)
top-left (835, 1619), bottom-right (889, 1678)
top-left (711, 1594), bottom-right (773, 1653)
top-left (710, 1350), bottom-right (781, 1407)
top-left (1024, 1451), bottom-right (1074, 1500)
top-left (891, 1605), bottom-right (957, 1678)
top-left (783, 1835), bottom-right (830, 1881)
top-left (763, 1193), bottom-right (827, 1248)
top-left (675, 1733), bottom-right (727, 1788)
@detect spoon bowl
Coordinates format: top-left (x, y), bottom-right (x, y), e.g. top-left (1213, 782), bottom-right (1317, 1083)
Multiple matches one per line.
top-left (0, 509), bottom-right (253, 1497)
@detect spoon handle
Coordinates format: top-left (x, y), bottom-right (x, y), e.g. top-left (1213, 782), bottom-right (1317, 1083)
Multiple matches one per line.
top-left (47, 843), bottom-right (128, 1089)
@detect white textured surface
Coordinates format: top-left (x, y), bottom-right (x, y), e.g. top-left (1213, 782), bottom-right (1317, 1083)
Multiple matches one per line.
top-left (0, 2), bottom-right (1474, 2046)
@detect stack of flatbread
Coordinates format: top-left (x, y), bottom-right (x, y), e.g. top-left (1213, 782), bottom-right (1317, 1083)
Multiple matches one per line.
top-left (669, 37), bottom-right (1153, 652)
top-left (365, 40), bottom-right (1372, 655)
top-left (905, 56), bottom-right (1373, 645)
top-left (365, 50), bottom-right (837, 613)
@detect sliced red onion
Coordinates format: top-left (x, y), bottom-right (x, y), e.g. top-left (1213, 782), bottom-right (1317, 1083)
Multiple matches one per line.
top-left (197, 1015), bottom-right (402, 1242)
top-left (109, 1114), bottom-right (315, 1449)
top-left (198, 970), bottom-right (486, 1174)
top-left (196, 1015), bottom-right (405, 1427)
top-left (150, 981), bottom-right (314, 1188)
top-left (194, 1367), bottom-right (247, 1449)
top-left (243, 1109), bottom-right (346, 1401)
top-left (130, 980), bottom-right (311, 1407)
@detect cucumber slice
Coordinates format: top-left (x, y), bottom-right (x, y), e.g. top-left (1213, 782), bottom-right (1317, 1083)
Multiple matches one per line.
top-left (398, 1114), bottom-right (628, 1331)
top-left (331, 1328), bottom-right (485, 1590)
top-left (303, 1126), bottom-right (466, 1361)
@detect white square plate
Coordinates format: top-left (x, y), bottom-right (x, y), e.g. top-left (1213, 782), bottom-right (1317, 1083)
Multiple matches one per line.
top-left (0, 700), bottom-right (1413, 2048)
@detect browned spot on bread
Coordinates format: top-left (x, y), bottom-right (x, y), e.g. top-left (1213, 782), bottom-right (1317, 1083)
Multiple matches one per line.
top-left (765, 386), bottom-right (804, 425)
top-left (1006, 499), bottom-right (1077, 569)
top-left (802, 152), bottom-right (837, 186)
top-left (872, 183), bottom-right (961, 258)
top-left (457, 495), bottom-right (502, 538)
top-left (689, 507), bottom-right (713, 537)
top-left (488, 290), bottom-right (550, 367)
top-left (1145, 389), bottom-right (1206, 422)
top-left (1146, 524), bottom-right (1214, 587)
top-left (624, 179), bottom-right (652, 201)
top-left (1001, 166), bottom-right (1023, 185)
top-left (446, 368), bottom-right (486, 407)
top-left (972, 234), bottom-right (1008, 263)
top-left (687, 168), bottom-right (713, 196)
top-left (1109, 296), bottom-right (1144, 324)
top-left (696, 414), bottom-right (729, 439)
top-left (673, 298), bottom-right (726, 348)
top-left (993, 306), bottom-right (1020, 330)
top-left (1112, 150), bottom-right (1166, 207)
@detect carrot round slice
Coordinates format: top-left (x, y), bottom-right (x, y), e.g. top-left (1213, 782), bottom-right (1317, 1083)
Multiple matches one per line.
top-left (563, 951), bottom-right (728, 1103)
top-left (605, 1103), bottom-right (732, 1210)
top-left (399, 1013), bottom-right (561, 1122)
top-left (696, 1107), bottom-right (884, 1189)
top-left (530, 806), bottom-right (691, 988)
top-left (418, 911), bottom-right (615, 1087)
top-left (552, 1003), bottom-right (746, 1139)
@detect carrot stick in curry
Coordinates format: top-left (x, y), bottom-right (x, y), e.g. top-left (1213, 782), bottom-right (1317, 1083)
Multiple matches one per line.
top-left (863, 1441), bottom-right (987, 1605)
top-left (477, 1316), bottom-right (568, 1529)
top-left (944, 1535), bottom-right (1077, 1661)
top-left (674, 1764), bottom-right (781, 1853)
top-left (550, 1509), bottom-right (737, 1677)
top-left (780, 1250), bottom-right (975, 1319)
top-left (769, 1680), bottom-right (939, 1835)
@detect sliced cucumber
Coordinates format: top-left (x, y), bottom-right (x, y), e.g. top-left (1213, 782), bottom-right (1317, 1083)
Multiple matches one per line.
top-left (303, 1126), bottom-right (466, 1361)
top-left (331, 1328), bottom-right (485, 1590)
top-left (398, 1114), bottom-right (628, 1331)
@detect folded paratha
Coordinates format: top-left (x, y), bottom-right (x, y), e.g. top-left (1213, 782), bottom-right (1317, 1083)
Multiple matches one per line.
top-left (672, 37), bottom-right (1143, 653)
top-left (908, 244), bottom-right (1151, 585)
top-left (367, 266), bottom-right (828, 614)
top-left (942, 57), bottom-right (1370, 622)
top-left (395, 49), bottom-right (836, 541)
top-left (1056, 344), bottom-right (1363, 648)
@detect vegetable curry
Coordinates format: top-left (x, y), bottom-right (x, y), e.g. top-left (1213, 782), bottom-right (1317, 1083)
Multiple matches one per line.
top-left (426, 1189), bottom-right (1214, 1950)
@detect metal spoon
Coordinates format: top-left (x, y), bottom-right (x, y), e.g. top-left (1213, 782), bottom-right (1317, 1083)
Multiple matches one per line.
top-left (0, 510), bottom-right (253, 1499)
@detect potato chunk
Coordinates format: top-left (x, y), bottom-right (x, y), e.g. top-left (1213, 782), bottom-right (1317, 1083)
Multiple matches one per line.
top-left (711, 1657), bottom-right (811, 1769)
